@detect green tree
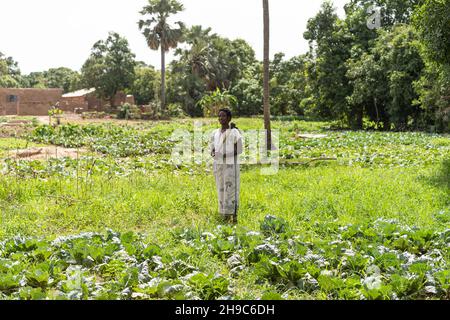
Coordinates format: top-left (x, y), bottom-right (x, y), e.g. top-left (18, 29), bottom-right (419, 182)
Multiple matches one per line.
top-left (168, 26), bottom-right (257, 116)
top-left (22, 67), bottom-right (82, 93)
top-left (343, 1), bottom-right (379, 56)
top-left (413, 61), bottom-right (450, 132)
top-left (231, 62), bottom-right (263, 116)
top-left (270, 53), bottom-right (308, 116)
top-left (346, 25), bottom-right (424, 130)
top-left (46, 67), bottom-right (81, 93)
top-left (346, 52), bottom-right (389, 129)
top-left (177, 26), bottom-right (256, 91)
top-left (138, 0), bottom-right (185, 112)
top-left (67, 72), bottom-right (83, 93)
top-left (0, 52), bottom-right (21, 88)
top-left (304, 1), bottom-right (353, 124)
top-left (81, 32), bottom-right (136, 107)
top-left (302, 0), bottom-right (426, 129)
top-left (413, 0), bottom-right (450, 65)
top-left (21, 71), bottom-right (47, 88)
top-left (346, 0), bottom-right (421, 27)
top-left (412, 0), bottom-right (450, 132)
top-left (131, 64), bottom-right (158, 105)
top-left (385, 26), bottom-right (424, 129)
top-left (168, 25), bottom-right (213, 116)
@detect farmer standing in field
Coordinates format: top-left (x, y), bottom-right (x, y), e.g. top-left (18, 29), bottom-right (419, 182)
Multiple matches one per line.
top-left (210, 108), bottom-right (243, 224)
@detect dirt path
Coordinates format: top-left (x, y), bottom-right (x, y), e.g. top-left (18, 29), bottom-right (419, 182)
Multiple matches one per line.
top-left (35, 116), bottom-right (50, 125)
top-left (297, 133), bottom-right (328, 139)
top-left (35, 113), bottom-right (85, 125)
top-left (8, 146), bottom-right (88, 160)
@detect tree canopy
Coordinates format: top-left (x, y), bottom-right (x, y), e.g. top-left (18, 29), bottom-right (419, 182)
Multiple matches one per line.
top-left (81, 32), bottom-right (136, 106)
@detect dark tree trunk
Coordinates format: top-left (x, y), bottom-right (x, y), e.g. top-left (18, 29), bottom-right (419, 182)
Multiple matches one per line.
top-left (109, 90), bottom-right (117, 109)
top-left (161, 45), bottom-right (166, 112)
top-left (356, 107), bottom-right (363, 129)
top-left (263, 0), bottom-right (272, 151)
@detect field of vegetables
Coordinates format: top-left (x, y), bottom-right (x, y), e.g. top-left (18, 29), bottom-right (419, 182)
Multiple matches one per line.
top-left (0, 117), bottom-right (449, 300)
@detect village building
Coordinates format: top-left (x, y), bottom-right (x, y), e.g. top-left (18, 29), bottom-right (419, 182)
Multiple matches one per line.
top-left (60, 88), bottom-right (135, 113)
top-left (0, 87), bottom-right (135, 116)
top-left (0, 88), bottom-right (63, 116)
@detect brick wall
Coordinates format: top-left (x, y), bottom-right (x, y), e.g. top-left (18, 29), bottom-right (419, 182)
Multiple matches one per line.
top-left (60, 96), bottom-right (88, 112)
top-left (86, 92), bottom-right (128, 111)
top-left (125, 95), bottom-right (135, 105)
top-left (0, 88), bottom-right (63, 116)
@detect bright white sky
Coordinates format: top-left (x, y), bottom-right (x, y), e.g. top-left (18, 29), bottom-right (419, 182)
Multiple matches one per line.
top-left (0, 0), bottom-right (349, 74)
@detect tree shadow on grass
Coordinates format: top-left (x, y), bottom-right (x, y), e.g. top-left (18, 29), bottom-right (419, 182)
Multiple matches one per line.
top-left (426, 155), bottom-right (450, 199)
top-left (421, 157), bottom-right (450, 223)
top-left (434, 157), bottom-right (450, 192)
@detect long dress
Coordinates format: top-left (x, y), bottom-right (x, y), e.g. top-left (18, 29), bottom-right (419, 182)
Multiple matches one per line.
top-left (210, 128), bottom-right (243, 218)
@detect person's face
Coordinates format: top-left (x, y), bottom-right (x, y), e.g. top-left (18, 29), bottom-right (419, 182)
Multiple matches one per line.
top-left (218, 111), bottom-right (230, 126)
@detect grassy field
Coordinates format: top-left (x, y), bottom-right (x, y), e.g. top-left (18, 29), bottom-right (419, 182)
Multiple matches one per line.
top-left (0, 117), bottom-right (449, 300)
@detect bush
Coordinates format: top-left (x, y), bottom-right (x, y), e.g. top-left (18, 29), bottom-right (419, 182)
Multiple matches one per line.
top-left (166, 103), bottom-right (186, 118)
top-left (31, 118), bottom-right (40, 127)
top-left (118, 103), bottom-right (141, 120)
top-left (197, 88), bottom-right (238, 117)
top-left (81, 112), bottom-right (108, 119)
top-left (138, 103), bottom-right (170, 120)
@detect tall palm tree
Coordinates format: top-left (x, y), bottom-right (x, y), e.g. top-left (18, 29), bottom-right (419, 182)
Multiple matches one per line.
top-left (181, 26), bottom-right (214, 80)
top-left (138, 0), bottom-right (184, 112)
top-left (263, 0), bottom-right (272, 151)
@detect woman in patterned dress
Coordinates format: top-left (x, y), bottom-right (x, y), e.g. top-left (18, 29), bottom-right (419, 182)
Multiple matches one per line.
top-left (210, 108), bottom-right (243, 224)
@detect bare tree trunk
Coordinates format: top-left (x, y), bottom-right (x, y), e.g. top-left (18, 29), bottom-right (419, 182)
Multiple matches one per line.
top-left (374, 96), bottom-right (380, 124)
top-left (161, 45), bottom-right (166, 112)
top-left (110, 96), bottom-right (115, 109)
top-left (263, 0), bottom-right (272, 151)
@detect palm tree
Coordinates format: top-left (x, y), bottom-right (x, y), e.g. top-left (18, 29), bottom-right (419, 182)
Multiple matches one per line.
top-left (138, 0), bottom-right (185, 112)
top-left (180, 26), bottom-right (214, 80)
top-left (178, 26), bottom-right (230, 92)
top-left (263, 0), bottom-right (272, 151)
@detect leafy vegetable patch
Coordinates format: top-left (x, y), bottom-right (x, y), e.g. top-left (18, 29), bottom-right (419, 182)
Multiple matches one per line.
top-left (2, 216), bottom-right (447, 299)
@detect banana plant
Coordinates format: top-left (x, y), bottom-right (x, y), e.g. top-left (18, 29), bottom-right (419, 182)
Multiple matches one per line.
top-left (196, 88), bottom-right (238, 117)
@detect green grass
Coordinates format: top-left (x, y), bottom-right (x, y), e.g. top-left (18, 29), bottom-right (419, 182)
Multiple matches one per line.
top-left (0, 163), bottom-right (447, 238)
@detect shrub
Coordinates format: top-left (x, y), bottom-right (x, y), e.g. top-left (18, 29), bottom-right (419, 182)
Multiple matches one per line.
top-left (197, 88), bottom-right (238, 117)
top-left (166, 103), bottom-right (186, 118)
top-left (118, 103), bottom-right (141, 120)
top-left (81, 112), bottom-right (108, 119)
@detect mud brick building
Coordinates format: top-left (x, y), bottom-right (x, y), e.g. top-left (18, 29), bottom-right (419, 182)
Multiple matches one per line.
top-left (60, 88), bottom-right (135, 113)
top-left (59, 88), bottom-right (95, 112)
top-left (0, 87), bottom-right (135, 115)
top-left (0, 88), bottom-right (63, 116)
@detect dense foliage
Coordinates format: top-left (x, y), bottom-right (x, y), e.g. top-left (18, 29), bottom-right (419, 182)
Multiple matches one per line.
top-left (0, 52), bottom-right (22, 88)
top-left (81, 32), bottom-right (136, 107)
top-left (21, 68), bottom-right (82, 93)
